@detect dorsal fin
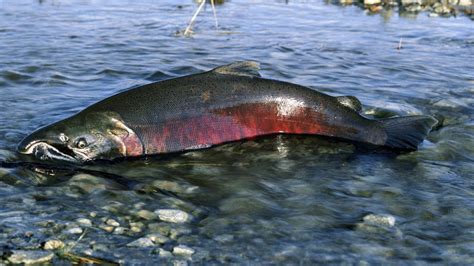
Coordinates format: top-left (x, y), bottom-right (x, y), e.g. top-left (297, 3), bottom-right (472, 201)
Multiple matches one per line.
top-left (336, 96), bottom-right (362, 113)
top-left (212, 61), bottom-right (261, 77)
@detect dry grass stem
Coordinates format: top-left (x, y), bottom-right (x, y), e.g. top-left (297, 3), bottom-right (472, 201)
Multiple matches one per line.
top-left (210, 0), bottom-right (219, 29)
top-left (184, 0), bottom-right (206, 36)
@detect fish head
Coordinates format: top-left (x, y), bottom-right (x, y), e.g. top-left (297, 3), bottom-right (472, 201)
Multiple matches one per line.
top-left (17, 112), bottom-right (143, 164)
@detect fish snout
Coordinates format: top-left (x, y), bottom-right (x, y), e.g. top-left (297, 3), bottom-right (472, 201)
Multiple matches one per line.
top-left (17, 133), bottom-right (79, 163)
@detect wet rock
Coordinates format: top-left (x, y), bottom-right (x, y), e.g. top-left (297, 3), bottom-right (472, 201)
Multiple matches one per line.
top-left (155, 209), bottom-right (192, 224)
top-left (173, 260), bottom-right (189, 266)
top-left (99, 225), bottom-right (114, 233)
top-left (364, 0), bottom-right (381, 4)
top-left (65, 227), bottom-right (83, 235)
top-left (157, 248), bottom-right (173, 258)
top-left (401, 0), bottom-right (422, 5)
top-left (136, 209), bottom-right (157, 220)
top-left (127, 237), bottom-right (155, 248)
top-left (170, 228), bottom-right (192, 240)
top-left (7, 250), bottom-right (54, 264)
top-left (130, 222), bottom-right (144, 233)
top-left (76, 218), bottom-right (92, 227)
top-left (457, 0), bottom-right (472, 6)
top-left (106, 218), bottom-right (120, 227)
top-left (363, 214), bottom-right (396, 227)
top-left (68, 174), bottom-right (108, 193)
top-left (214, 234), bottom-right (234, 243)
top-left (43, 239), bottom-right (65, 250)
top-left (147, 233), bottom-right (170, 244)
top-left (173, 245), bottom-right (195, 256)
top-left (113, 227), bottom-right (127, 235)
top-left (148, 223), bottom-right (171, 236)
top-left (433, 3), bottom-right (452, 14)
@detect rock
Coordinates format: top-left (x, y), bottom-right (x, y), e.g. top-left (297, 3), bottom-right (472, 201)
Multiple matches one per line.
top-left (147, 233), bottom-right (170, 244)
top-left (136, 209), bottom-right (157, 220)
top-left (457, 0), bottom-right (472, 6)
top-left (7, 250), bottom-right (54, 264)
top-left (43, 239), bottom-right (65, 250)
top-left (127, 237), bottom-right (155, 248)
top-left (99, 225), bottom-right (114, 233)
top-left (170, 228), bottom-right (192, 240)
top-left (89, 211), bottom-right (97, 218)
top-left (113, 227), bottom-right (127, 235)
top-left (130, 222), bottom-right (144, 233)
top-left (155, 209), bottom-right (191, 224)
top-left (76, 218), bottom-right (92, 227)
top-left (106, 219), bottom-right (120, 227)
top-left (214, 234), bottom-right (234, 243)
top-left (173, 260), bottom-right (189, 266)
top-left (157, 248), bottom-right (173, 258)
top-left (363, 214), bottom-right (396, 227)
top-left (401, 0), bottom-right (422, 5)
top-left (65, 227), bottom-right (83, 234)
top-left (364, 0), bottom-right (381, 4)
top-left (172, 245), bottom-right (195, 256)
top-left (433, 3), bottom-right (451, 14)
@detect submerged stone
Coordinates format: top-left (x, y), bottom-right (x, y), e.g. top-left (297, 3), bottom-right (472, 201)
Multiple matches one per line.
top-left (43, 239), bottom-right (65, 250)
top-left (155, 209), bottom-right (192, 224)
top-left (363, 214), bottom-right (396, 227)
top-left (127, 237), bottom-right (155, 248)
top-left (173, 245), bottom-right (195, 256)
top-left (7, 250), bottom-right (54, 264)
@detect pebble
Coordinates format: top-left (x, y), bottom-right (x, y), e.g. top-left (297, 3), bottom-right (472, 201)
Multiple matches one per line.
top-left (147, 233), bottom-right (170, 244)
top-left (157, 248), bottom-right (173, 258)
top-left (214, 234), bottom-right (234, 243)
top-left (401, 0), bottom-right (421, 5)
top-left (43, 239), bottom-right (65, 250)
top-left (113, 227), bottom-right (127, 235)
top-left (136, 209), bottom-right (157, 220)
top-left (173, 260), bottom-right (189, 266)
top-left (65, 227), bottom-right (83, 235)
top-left (363, 214), bottom-right (396, 227)
top-left (364, 0), bottom-right (381, 4)
top-left (76, 218), bottom-right (92, 227)
top-left (99, 225), bottom-right (114, 233)
top-left (126, 237), bottom-right (155, 248)
top-left (130, 222), bottom-right (144, 233)
top-left (7, 250), bottom-right (54, 264)
top-left (155, 209), bottom-right (191, 224)
top-left (106, 218), bottom-right (120, 227)
top-left (172, 245), bottom-right (195, 256)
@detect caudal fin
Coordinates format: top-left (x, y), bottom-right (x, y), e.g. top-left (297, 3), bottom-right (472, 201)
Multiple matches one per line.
top-left (380, 115), bottom-right (437, 150)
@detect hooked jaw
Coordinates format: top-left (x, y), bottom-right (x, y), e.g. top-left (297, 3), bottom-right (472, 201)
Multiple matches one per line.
top-left (17, 135), bottom-right (81, 164)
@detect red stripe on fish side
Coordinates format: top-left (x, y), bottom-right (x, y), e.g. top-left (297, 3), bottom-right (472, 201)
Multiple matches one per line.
top-left (144, 102), bottom-right (336, 154)
top-left (123, 132), bottom-right (144, 157)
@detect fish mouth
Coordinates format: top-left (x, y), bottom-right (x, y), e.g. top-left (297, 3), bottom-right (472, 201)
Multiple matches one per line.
top-left (18, 140), bottom-right (80, 164)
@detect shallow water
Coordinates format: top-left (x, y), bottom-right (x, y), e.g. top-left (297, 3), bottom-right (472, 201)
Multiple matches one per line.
top-left (1, 0), bottom-right (473, 264)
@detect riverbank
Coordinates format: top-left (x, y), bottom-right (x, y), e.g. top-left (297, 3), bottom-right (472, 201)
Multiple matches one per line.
top-left (332, 0), bottom-right (473, 19)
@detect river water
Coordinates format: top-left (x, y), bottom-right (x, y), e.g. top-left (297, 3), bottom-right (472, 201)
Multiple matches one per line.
top-left (0, 0), bottom-right (473, 264)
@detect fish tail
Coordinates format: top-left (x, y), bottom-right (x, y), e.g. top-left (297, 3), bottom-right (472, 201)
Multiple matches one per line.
top-left (380, 115), bottom-right (438, 150)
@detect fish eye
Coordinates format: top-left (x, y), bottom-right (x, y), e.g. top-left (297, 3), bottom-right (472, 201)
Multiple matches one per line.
top-left (75, 138), bottom-right (88, 149)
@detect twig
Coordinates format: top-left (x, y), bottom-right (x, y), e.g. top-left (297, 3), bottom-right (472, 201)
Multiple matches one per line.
top-left (397, 38), bottom-right (403, 50)
top-left (210, 0), bottom-right (219, 29)
top-left (184, 0), bottom-right (206, 36)
top-left (66, 228), bottom-right (88, 252)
